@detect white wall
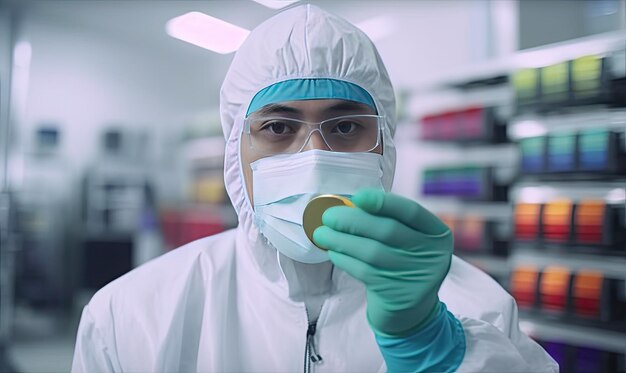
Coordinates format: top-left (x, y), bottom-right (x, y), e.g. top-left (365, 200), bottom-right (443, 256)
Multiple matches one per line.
top-left (14, 9), bottom-right (232, 201)
top-left (21, 16), bottom-right (211, 151)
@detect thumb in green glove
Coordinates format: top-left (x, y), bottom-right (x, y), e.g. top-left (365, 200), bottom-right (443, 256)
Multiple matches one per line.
top-left (312, 188), bottom-right (453, 338)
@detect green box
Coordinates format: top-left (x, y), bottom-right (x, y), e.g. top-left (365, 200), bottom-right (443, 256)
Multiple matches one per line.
top-left (572, 55), bottom-right (602, 98)
top-left (512, 68), bottom-right (538, 101)
top-left (541, 62), bottom-right (569, 102)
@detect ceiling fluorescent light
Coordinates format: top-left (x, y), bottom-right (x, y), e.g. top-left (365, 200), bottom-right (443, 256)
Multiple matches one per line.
top-left (251, 0), bottom-right (300, 9)
top-left (166, 12), bottom-right (250, 54)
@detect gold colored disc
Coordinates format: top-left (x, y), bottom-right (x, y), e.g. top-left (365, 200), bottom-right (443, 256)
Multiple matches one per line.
top-left (303, 194), bottom-right (355, 249)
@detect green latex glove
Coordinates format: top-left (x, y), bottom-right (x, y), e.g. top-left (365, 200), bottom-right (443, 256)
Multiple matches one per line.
top-left (313, 188), bottom-right (453, 337)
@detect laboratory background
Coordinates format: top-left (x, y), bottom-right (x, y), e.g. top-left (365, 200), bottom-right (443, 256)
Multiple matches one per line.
top-left (0, 0), bottom-right (625, 372)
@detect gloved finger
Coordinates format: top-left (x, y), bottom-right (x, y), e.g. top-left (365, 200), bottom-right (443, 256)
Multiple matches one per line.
top-left (321, 205), bottom-right (421, 248)
top-left (326, 248), bottom-right (377, 285)
top-left (352, 189), bottom-right (449, 236)
top-left (313, 226), bottom-right (418, 271)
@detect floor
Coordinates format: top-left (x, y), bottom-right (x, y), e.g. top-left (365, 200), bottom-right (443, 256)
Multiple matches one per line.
top-left (4, 297), bottom-right (87, 373)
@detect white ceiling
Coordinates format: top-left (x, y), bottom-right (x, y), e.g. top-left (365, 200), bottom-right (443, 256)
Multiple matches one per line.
top-left (14, 0), bottom-right (279, 52)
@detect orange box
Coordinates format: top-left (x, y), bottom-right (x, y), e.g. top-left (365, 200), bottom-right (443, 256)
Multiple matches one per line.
top-left (575, 200), bottom-right (605, 244)
top-left (510, 265), bottom-right (540, 308)
top-left (540, 266), bottom-right (571, 312)
top-left (514, 203), bottom-right (542, 240)
top-left (542, 200), bottom-right (573, 242)
top-left (572, 270), bottom-right (603, 318)
top-left (460, 216), bottom-right (484, 251)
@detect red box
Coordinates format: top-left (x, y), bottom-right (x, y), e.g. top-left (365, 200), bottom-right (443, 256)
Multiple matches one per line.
top-left (574, 200), bottom-right (605, 244)
top-left (458, 216), bottom-right (484, 252)
top-left (420, 114), bottom-right (438, 140)
top-left (462, 107), bottom-right (485, 140)
top-left (542, 200), bottom-right (573, 243)
top-left (572, 271), bottom-right (603, 318)
top-left (514, 203), bottom-right (542, 240)
top-left (439, 112), bottom-right (458, 140)
top-left (540, 266), bottom-right (571, 312)
top-left (511, 265), bottom-right (540, 308)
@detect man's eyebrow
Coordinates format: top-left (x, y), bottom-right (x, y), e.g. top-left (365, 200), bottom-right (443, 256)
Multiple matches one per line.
top-left (322, 101), bottom-right (375, 114)
top-left (254, 103), bottom-right (301, 117)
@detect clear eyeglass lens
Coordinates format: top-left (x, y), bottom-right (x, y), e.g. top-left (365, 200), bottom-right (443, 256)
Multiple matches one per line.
top-left (246, 115), bottom-right (381, 155)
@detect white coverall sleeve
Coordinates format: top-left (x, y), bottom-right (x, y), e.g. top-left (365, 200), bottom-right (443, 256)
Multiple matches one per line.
top-left (456, 316), bottom-right (558, 373)
top-left (431, 258), bottom-right (558, 373)
top-left (71, 305), bottom-right (120, 373)
top-left (375, 306), bottom-right (558, 373)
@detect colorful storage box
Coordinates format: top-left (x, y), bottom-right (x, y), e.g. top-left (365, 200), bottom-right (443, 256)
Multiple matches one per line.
top-left (520, 136), bottom-right (546, 173)
top-left (510, 265), bottom-right (540, 308)
top-left (422, 166), bottom-right (489, 199)
top-left (514, 203), bottom-right (542, 240)
top-left (572, 270), bottom-right (604, 318)
top-left (547, 132), bottom-right (576, 172)
top-left (512, 68), bottom-right (540, 107)
top-left (541, 341), bottom-right (570, 371)
top-left (457, 216), bottom-right (485, 252)
top-left (541, 62), bottom-right (570, 104)
top-left (539, 266), bottom-right (571, 312)
top-left (574, 200), bottom-right (607, 245)
top-left (420, 106), bottom-right (504, 143)
top-left (571, 55), bottom-right (603, 101)
top-left (542, 199), bottom-right (573, 243)
top-left (578, 129), bottom-right (617, 172)
top-left (462, 107), bottom-right (485, 141)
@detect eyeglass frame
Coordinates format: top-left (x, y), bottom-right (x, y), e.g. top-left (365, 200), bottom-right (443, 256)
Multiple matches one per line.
top-left (242, 114), bottom-right (385, 155)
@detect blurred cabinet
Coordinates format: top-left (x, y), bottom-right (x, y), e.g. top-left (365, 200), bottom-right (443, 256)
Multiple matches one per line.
top-left (14, 127), bottom-right (75, 307)
top-left (81, 128), bottom-right (153, 290)
top-left (160, 136), bottom-right (237, 251)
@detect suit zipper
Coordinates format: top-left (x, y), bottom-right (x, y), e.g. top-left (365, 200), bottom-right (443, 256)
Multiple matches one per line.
top-left (304, 321), bottom-right (323, 373)
top-left (303, 312), bottom-right (323, 373)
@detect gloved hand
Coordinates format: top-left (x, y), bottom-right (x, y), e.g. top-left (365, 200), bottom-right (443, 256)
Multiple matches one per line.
top-left (313, 188), bottom-right (453, 337)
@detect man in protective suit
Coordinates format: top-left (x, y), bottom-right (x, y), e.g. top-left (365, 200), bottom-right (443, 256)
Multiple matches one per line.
top-left (72, 4), bottom-right (557, 372)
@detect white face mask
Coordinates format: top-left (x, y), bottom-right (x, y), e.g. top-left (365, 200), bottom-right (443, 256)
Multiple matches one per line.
top-left (250, 150), bottom-right (384, 264)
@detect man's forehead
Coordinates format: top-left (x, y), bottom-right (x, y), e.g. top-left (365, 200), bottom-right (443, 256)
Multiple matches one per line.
top-left (252, 99), bottom-right (376, 118)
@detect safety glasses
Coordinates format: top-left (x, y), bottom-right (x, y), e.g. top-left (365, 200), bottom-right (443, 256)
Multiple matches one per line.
top-left (243, 114), bottom-right (384, 156)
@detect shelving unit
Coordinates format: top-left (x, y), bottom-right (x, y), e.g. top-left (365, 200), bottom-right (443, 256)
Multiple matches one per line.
top-left (461, 255), bottom-right (510, 279)
top-left (520, 318), bottom-right (626, 355)
top-left (404, 59), bottom-right (515, 282)
top-left (406, 30), bottom-right (626, 370)
top-left (511, 248), bottom-right (626, 280)
top-left (507, 32), bottom-right (626, 371)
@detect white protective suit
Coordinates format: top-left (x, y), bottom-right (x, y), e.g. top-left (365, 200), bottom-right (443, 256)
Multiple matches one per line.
top-left (72, 4), bottom-right (558, 372)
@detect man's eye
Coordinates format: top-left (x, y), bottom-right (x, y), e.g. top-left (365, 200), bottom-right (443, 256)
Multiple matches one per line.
top-left (261, 121), bottom-right (295, 135)
top-left (333, 121), bottom-right (359, 134)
